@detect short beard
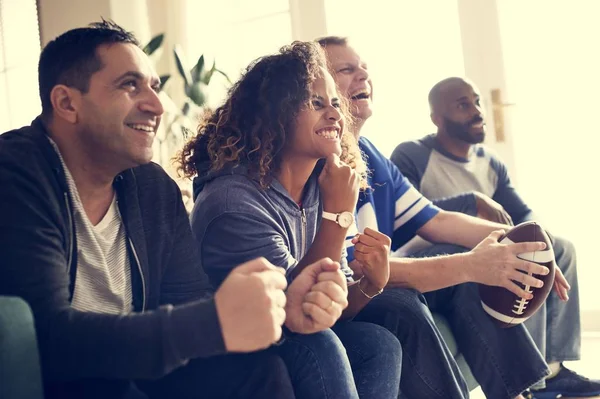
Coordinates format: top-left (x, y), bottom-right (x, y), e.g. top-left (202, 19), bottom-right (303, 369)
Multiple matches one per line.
top-left (443, 117), bottom-right (485, 144)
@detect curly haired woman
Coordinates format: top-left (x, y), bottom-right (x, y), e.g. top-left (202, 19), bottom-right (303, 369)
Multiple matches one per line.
top-left (178, 41), bottom-right (401, 399)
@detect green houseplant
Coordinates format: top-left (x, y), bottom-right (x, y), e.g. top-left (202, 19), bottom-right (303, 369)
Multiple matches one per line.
top-left (142, 33), bottom-right (232, 212)
top-left (142, 33), bottom-right (231, 165)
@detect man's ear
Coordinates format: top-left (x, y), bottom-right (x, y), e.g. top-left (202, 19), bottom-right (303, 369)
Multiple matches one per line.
top-left (430, 111), bottom-right (442, 128)
top-left (50, 85), bottom-right (80, 124)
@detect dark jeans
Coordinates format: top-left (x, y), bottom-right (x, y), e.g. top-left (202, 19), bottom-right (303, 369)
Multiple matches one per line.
top-left (137, 350), bottom-right (295, 399)
top-left (276, 321), bottom-right (402, 399)
top-left (355, 244), bottom-right (550, 399)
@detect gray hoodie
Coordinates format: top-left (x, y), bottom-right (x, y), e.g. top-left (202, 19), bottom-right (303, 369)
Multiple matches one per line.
top-left (191, 165), bottom-right (352, 287)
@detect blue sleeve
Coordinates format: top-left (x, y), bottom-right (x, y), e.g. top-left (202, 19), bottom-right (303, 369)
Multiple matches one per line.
top-left (489, 156), bottom-right (537, 224)
top-left (197, 212), bottom-right (297, 287)
top-left (389, 162), bottom-right (439, 250)
top-left (390, 141), bottom-right (431, 189)
top-left (392, 139), bottom-right (478, 216)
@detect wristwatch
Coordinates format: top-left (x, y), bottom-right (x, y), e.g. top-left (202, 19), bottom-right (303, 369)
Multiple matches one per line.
top-left (322, 210), bottom-right (354, 228)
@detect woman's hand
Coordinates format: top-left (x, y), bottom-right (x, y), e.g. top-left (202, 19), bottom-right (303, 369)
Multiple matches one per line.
top-left (351, 227), bottom-right (391, 296)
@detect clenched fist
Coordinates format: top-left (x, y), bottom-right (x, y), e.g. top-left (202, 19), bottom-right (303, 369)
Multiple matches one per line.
top-left (352, 227), bottom-right (390, 296)
top-left (318, 153), bottom-right (360, 213)
top-left (286, 258), bottom-right (348, 334)
top-left (215, 257), bottom-right (287, 352)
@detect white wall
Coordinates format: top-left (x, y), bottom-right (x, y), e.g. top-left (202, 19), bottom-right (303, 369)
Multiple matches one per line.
top-left (38, 0), bottom-right (111, 45)
top-left (0, 0), bottom-right (41, 131)
top-left (456, 0), bottom-right (518, 182)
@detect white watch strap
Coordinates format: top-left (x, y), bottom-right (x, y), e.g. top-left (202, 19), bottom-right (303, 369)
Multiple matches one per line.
top-left (322, 211), bottom-right (338, 223)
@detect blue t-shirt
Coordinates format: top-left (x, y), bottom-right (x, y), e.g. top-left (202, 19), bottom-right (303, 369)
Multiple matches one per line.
top-left (346, 137), bottom-right (440, 262)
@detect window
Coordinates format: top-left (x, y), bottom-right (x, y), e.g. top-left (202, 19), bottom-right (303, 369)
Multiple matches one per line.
top-left (497, 0), bottom-right (600, 312)
top-left (184, 0), bottom-right (292, 108)
top-left (324, 0), bottom-right (465, 155)
top-left (0, 0), bottom-right (41, 133)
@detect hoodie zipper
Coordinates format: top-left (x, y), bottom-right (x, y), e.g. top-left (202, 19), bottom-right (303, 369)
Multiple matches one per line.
top-left (64, 192), bottom-right (74, 271)
top-left (128, 237), bottom-right (146, 311)
top-left (301, 208), bottom-right (307, 257)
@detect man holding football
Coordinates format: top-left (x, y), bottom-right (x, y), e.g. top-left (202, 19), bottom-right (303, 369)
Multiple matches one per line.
top-left (318, 36), bottom-right (577, 399)
top-left (391, 76), bottom-right (599, 399)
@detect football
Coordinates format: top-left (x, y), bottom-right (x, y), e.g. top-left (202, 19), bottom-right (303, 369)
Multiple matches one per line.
top-left (479, 221), bottom-right (556, 328)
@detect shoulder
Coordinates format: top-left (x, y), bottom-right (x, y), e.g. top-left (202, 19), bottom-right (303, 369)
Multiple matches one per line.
top-left (474, 144), bottom-right (507, 173)
top-left (0, 123), bottom-right (53, 171)
top-left (194, 174), bottom-right (275, 220)
top-left (128, 163), bottom-right (182, 203)
top-left (0, 124), bottom-right (64, 203)
top-left (479, 144), bottom-right (503, 162)
top-left (359, 136), bottom-right (392, 170)
top-left (391, 136), bottom-right (434, 163)
top-left (358, 136), bottom-right (383, 158)
top-left (358, 138), bottom-right (409, 188)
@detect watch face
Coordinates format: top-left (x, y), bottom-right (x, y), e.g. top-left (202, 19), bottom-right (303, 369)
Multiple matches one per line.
top-left (338, 212), bottom-right (354, 228)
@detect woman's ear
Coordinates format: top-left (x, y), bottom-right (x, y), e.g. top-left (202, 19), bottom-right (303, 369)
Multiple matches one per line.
top-left (50, 85), bottom-right (80, 124)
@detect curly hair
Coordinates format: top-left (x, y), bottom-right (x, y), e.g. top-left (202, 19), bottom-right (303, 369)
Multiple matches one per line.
top-left (177, 41), bottom-right (366, 188)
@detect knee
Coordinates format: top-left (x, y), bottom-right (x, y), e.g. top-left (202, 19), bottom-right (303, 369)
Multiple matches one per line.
top-left (371, 288), bottom-right (433, 323)
top-left (370, 324), bottom-right (403, 365)
top-left (553, 236), bottom-right (577, 272)
top-left (357, 288), bottom-right (435, 338)
top-left (553, 235), bottom-right (576, 256)
top-left (258, 351), bottom-right (288, 373)
top-left (284, 328), bottom-right (346, 361)
top-left (337, 322), bottom-right (402, 368)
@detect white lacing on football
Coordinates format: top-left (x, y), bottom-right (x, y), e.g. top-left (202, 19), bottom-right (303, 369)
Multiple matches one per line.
top-left (499, 236), bottom-right (555, 316)
top-left (481, 301), bottom-right (528, 324)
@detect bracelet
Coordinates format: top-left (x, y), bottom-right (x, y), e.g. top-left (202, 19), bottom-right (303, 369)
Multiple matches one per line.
top-left (357, 277), bottom-right (383, 299)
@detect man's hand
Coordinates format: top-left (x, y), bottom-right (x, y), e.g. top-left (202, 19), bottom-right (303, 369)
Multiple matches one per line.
top-left (553, 267), bottom-right (570, 301)
top-left (285, 258), bottom-right (348, 334)
top-left (474, 192), bottom-right (513, 226)
top-left (318, 153), bottom-right (360, 213)
top-left (466, 230), bottom-right (550, 299)
top-left (351, 227), bottom-right (390, 296)
top-left (215, 258), bottom-right (287, 352)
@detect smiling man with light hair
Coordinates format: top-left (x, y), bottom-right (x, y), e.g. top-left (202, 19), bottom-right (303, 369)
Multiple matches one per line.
top-left (318, 35), bottom-right (567, 399)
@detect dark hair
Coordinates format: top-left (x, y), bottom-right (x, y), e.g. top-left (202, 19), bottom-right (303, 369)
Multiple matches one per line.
top-left (177, 41), bottom-right (366, 188)
top-left (38, 19), bottom-right (139, 116)
top-left (316, 36), bottom-right (349, 48)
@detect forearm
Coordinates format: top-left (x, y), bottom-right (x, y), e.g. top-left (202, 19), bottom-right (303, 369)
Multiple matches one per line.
top-left (341, 281), bottom-right (376, 319)
top-left (37, 297), bottom-right (225, 381)
top-left (291, 221), bottom-right (348, 278)
top-left (419, 211), bottom-right (508, 249)
top-left (388, 253), bottom-right (472, 293)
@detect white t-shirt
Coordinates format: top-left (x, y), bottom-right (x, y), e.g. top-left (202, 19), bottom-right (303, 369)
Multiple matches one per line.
top-left (49, 138), bottom-right (133, 314)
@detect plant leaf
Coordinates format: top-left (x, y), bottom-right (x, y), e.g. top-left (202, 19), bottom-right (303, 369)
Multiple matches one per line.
top-left (201, 60), bottom-right (217, 85)
top-left (182, 102), bottom-right (190, 116)
top-left (215, 68), bottom-right (232, 84)
top-left (173, 45), bottom-right (192, 87)
top-left (159, 74), bottom-right (171, 91)
top-left (143, 33), bottom-right (164, 56)
top-left (191, 55), bottom-right (205, 83)
top-left (188, 82), bottom-right (207, 107)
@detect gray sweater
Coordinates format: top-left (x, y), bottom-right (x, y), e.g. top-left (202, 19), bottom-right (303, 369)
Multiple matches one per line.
top-left (191, 166), bottom-right (352, 287)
